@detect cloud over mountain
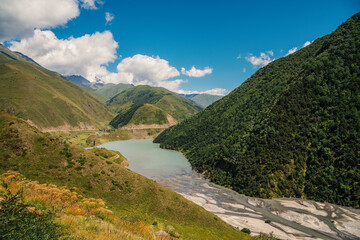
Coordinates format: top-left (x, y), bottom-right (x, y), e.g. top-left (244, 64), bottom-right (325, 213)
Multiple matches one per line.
top-left (181, 66), bottom-right (213, 77)
top-left (115, 54), bottom-right (180, 85)
top-left (10, 29), bottom-right (118, 82)
top-left (245, 52), bottom-right (275, 67)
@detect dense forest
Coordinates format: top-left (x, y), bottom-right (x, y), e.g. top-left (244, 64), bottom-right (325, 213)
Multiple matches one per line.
top-left (155, 13), bottom-right (360, 207)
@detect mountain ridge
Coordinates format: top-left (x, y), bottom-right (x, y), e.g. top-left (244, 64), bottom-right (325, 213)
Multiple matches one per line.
top-left (108, 85), bottom-right (203, 129)
top-left (0, 46), bottom-right (115, 131)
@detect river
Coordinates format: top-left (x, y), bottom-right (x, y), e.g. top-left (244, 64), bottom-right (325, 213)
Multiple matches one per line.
top-left (97, 139), bottom-right (360, 240)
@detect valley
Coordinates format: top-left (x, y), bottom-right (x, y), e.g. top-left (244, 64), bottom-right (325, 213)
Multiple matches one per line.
top-left (0, 4), bottom-right (359, 240)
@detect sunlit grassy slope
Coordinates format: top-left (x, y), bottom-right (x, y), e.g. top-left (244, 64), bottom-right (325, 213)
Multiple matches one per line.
top-left (108, 85), bottom-right (203, 128)
top-left (0, 111), bottom-right (250, 239)
top-left (0, 45), bottom-right (115, 130)
top-left (95, 83), bottom-right (134, 99)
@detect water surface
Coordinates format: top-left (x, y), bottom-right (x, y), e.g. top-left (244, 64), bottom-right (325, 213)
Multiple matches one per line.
top-left (98, 140), bottom-right (360, 240)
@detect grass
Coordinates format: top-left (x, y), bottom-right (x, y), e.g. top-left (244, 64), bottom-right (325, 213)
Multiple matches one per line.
top-left (107, 85), bottom-right (202, 128)
top-left (0, 111), bottom-right (251, 239)
top-left (129, 104), bottom-right (168, 125)
top-left (0, 171), bottom-right (162, 240)
top-left (0, 46), bottom-right (115, 130)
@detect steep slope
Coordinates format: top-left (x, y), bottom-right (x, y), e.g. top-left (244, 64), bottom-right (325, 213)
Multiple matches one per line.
top-left (0, 111), bottom-right (249, 240)
top-left (0, 46), bottom-right (115, 130)
top-left (95, 83), bottom-right (133, 99)
top-left (108, 85), bottom-right (203, 128)
top-left (155, 13), bottom-right (360, 207)
top-left (183, 93), bottom-right (223, 108)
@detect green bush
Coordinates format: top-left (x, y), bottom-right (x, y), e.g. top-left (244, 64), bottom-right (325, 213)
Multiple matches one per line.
top-left (241, 228), bottom-right (251, 234)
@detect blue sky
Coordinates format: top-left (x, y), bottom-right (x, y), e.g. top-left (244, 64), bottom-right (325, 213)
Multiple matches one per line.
top-left (2, 0), bottom-right (359, 95)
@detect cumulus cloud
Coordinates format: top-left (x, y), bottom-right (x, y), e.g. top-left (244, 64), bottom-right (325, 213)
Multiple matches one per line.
top-left (245, 52), bottom-right (275, 67)
top-left (158, 79), bottom-right (187, 92)
top-left (10, 29), bottom-right (118, 82)
top-left (286, 41), bottom-right (312, 56)
top-left (177, 88), bottom-right (228, 96)
top-left (115, 54), bottom-right (180, 85)
top-left (80, 0), bottom-right (103, 9)
top-left (9, 31), bottom-right (186, 91)
top-left (0, 0), bottom-right (81, 41)
top-left (105, 12), bottom-right (114, 24)
top-left (303, 41), bottom-right (311, 48)
top-left (286, 47), bottom-right (298, 56)
top-left (267, 50), bottom-right (274, 56)
top-left (243, 67), bottom-right (246, 73)
top-left (181, 66), bottom-right (213, 77)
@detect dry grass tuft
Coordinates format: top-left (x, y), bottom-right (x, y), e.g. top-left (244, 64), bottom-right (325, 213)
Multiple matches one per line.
top-left (0, 171), bottom-right (173, 240)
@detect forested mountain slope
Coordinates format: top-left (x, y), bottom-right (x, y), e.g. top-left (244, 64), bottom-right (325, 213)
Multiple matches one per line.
top-left (155, 13), bottom-right (360, 207)
top-left (0, 45), bottom-right (114, 130)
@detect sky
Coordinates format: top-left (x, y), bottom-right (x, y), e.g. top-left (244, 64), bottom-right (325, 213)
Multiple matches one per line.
top-left (1, 0), bottom-right (359, 95)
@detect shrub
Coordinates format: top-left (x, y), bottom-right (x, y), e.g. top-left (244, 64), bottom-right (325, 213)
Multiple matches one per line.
top-left (241, 228), bottom-right (251, 234)
top-left (92, 173), bottom-right (100, 178)
top-left (265, 219), bottom-right (271, 224)
top-left (0, 184), bottom-right (65, 239)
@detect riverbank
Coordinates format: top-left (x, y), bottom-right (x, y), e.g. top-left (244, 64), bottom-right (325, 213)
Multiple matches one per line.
top-left (48, 128), bottom-right (164, 147)
top-left (98, 139), bottom-right (360, 240)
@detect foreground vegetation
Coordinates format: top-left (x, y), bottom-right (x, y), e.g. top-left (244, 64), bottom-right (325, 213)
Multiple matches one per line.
top-left (155, 13), bottom-right (360, 207)
top-left (0, 111), bottom-right (252, 239)
top-left (1, 171), bottom-right (162, 239)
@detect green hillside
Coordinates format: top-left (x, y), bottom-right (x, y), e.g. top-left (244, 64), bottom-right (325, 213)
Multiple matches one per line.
top-left (108, 85), bottom-right (203, 128)
top-left (0, 111), bottom-right (250, 240)
top-left (96, 83), bottom-right (133, 99)
top-left (0, 46), bottom-right (115, 130)
top-left (155, 13), bottom-right (360, 207)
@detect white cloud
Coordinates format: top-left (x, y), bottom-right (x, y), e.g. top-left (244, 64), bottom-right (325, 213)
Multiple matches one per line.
top-left (115, 54), bottom-right (180, 85)
top-left (157, 79), bottom-right (187, 92)
top-left (177, 88), bottom-right (228, 96)
top-left (285, 41), bottom-right (312, 56)
top-left (181, 66), bottom-right (213, 77)
top-left (286, 47), bottom-right (298, 56)
top-left (80, 0), bottom-right (103, 9)
top-left (105, 12), bottom-right (114, 24)
top-left (303, 41), bottom-right (311, 48)
top-left (242, 67), bottom-right (246, 73)
top-left (10, 29), bottom-right (118, 82)
top-left (0, 0), bottom-right (80, 41)
top-left (245, 52), bottom-right (275, 67)
top-left (267, 50), bottom-right (274, 56)
top-left (237, 54), bottom-right (242, 59)
top-left (9, 31), bottom-right (186, 92)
